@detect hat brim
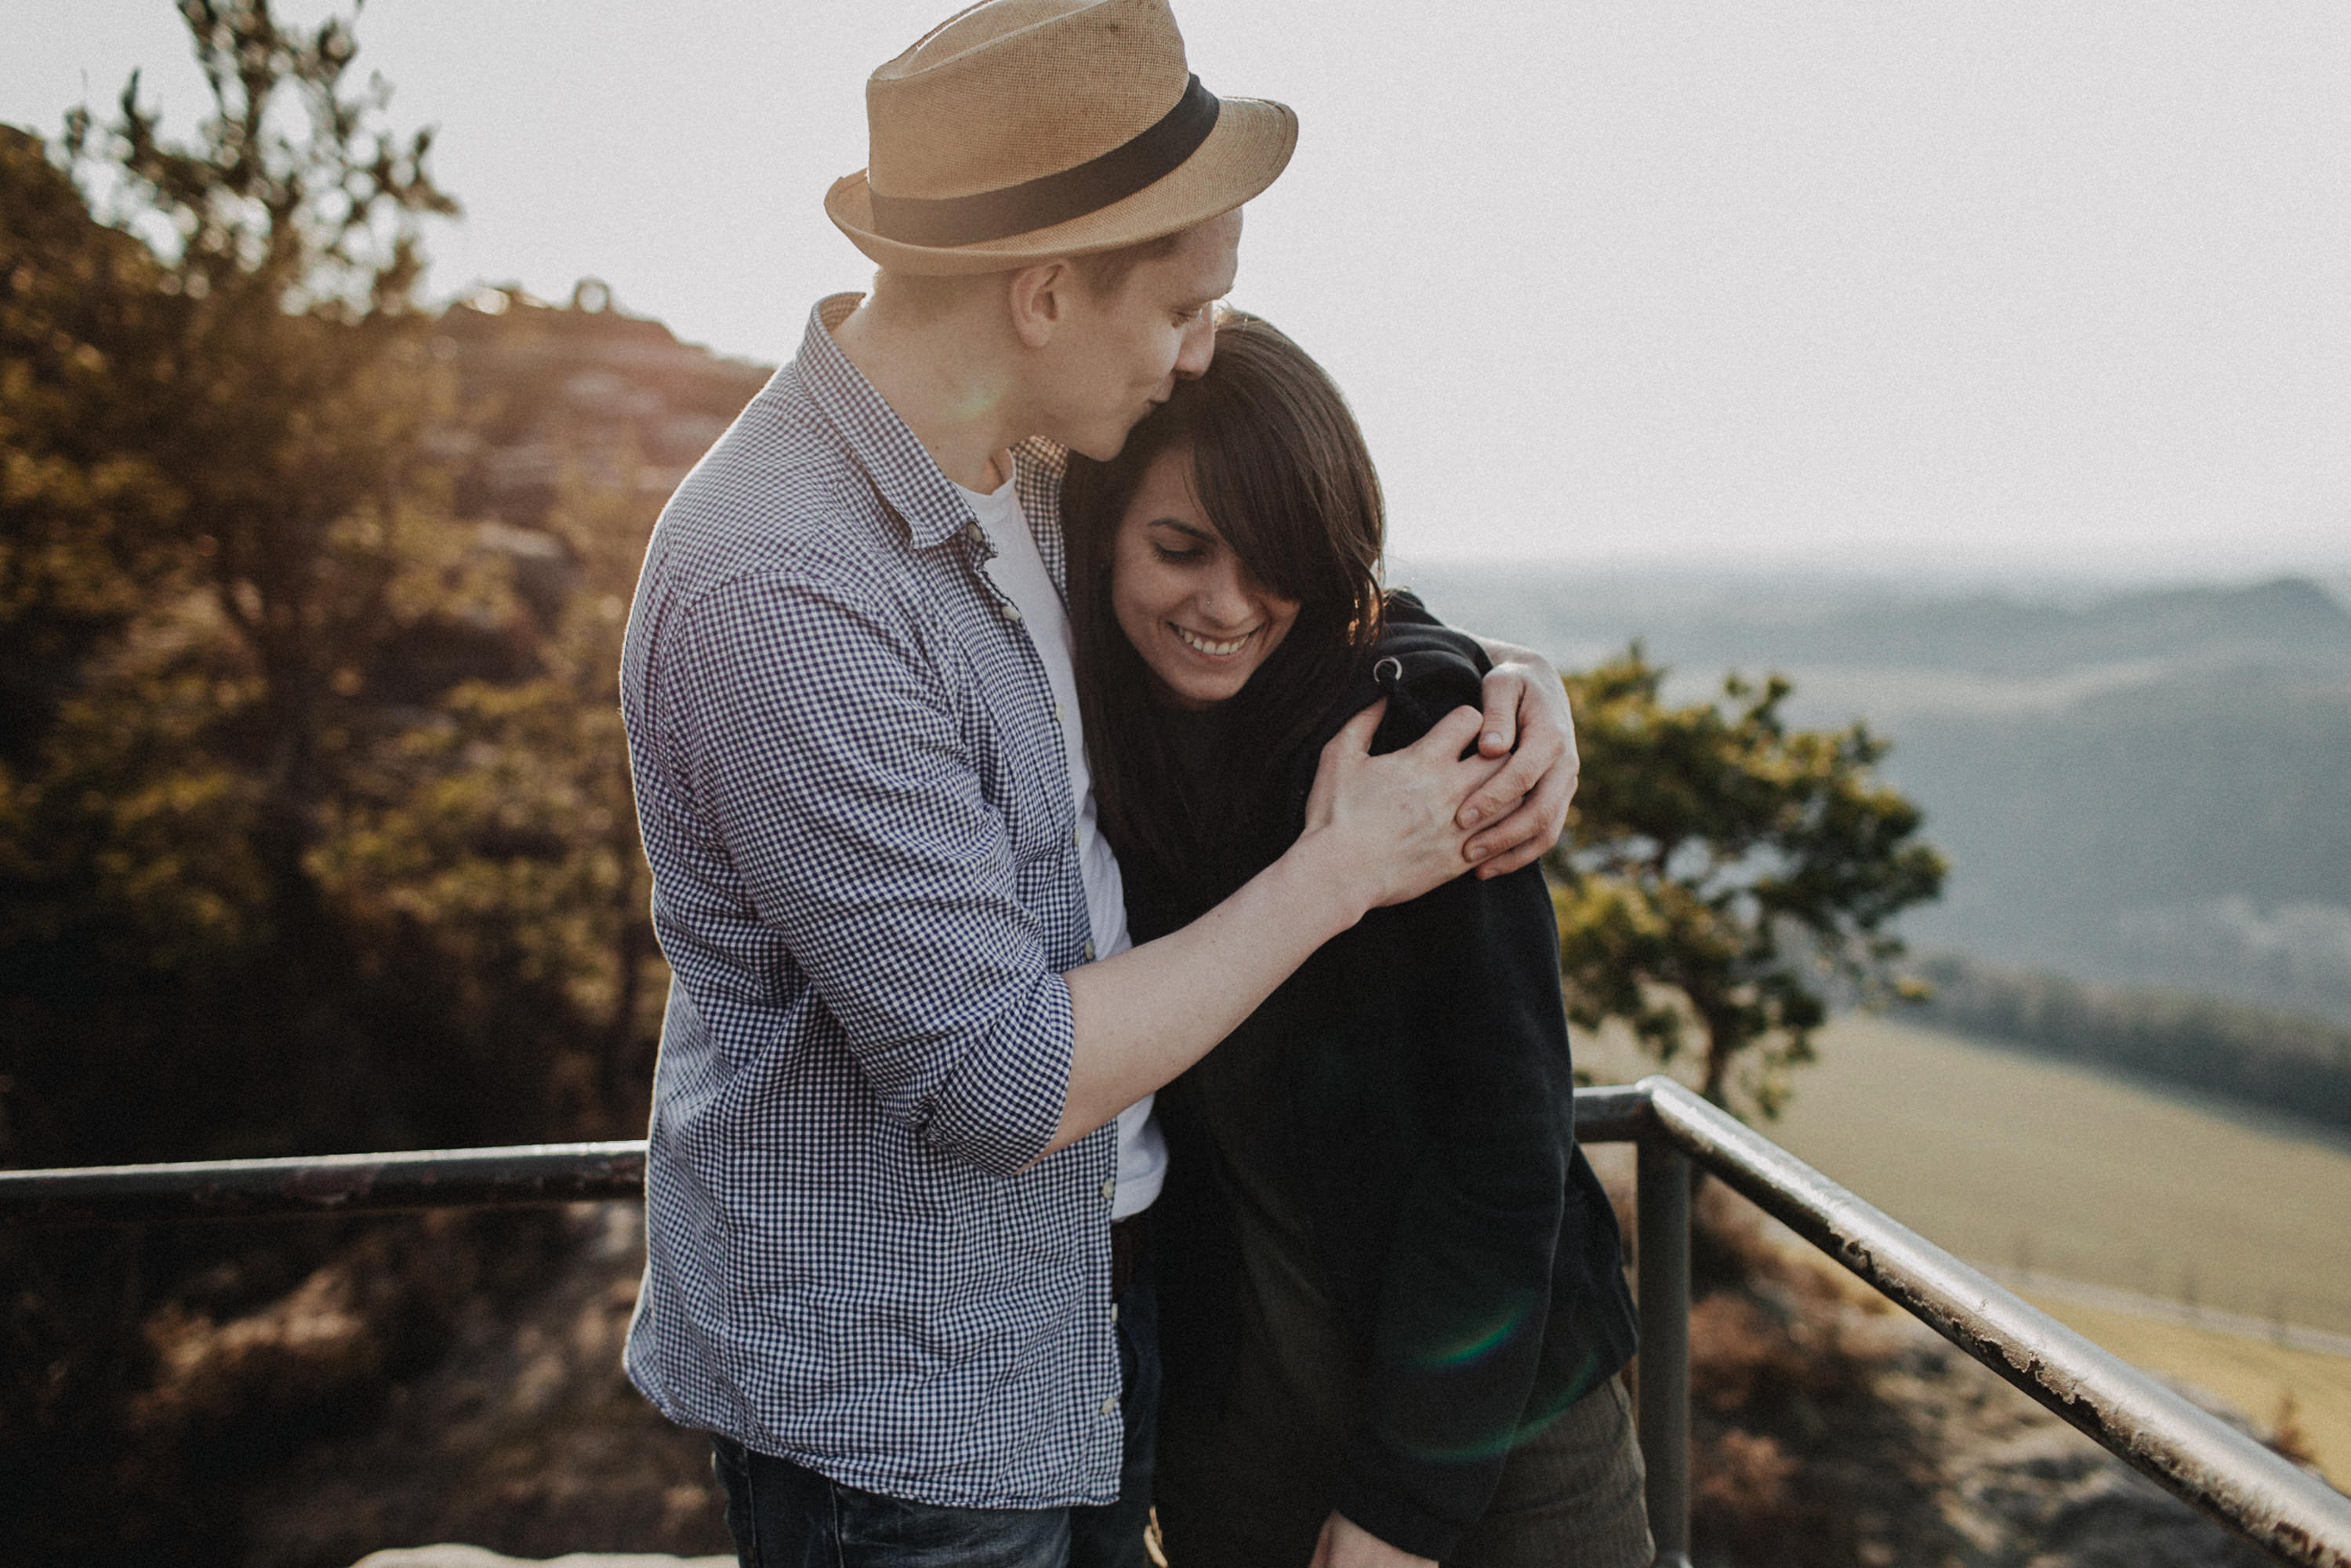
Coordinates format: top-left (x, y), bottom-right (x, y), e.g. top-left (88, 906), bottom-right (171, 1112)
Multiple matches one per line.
top-left (825, 96), bottom-right (1297, 277)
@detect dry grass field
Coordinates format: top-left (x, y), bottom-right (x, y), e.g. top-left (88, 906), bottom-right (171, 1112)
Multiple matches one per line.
top-left (1582, 1011), bottom-right (2351, 1486)
top-left (2015, 1291), bottom-right (2351, 1484)
top-left (1754, 1013), bottom-right (2351, 1334)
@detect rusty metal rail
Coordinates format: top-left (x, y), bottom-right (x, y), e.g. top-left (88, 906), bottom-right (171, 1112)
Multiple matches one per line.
top-left (2, 1076), bottom-right (2346, 1566)
top-left (0, 1139), bottom-right (646, 1226)
top-left (1624, 1075), bottom-right (2351, 1568)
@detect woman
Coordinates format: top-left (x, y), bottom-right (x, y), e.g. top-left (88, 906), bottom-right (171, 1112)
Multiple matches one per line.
top-left (1062, 314), bottom-right (1650, 1568)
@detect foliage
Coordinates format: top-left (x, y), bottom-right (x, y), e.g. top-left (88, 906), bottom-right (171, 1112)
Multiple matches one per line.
top-left (315, 477), bottom-right (664, 1124)
top-left (1914, 954), bottom-right (2351, 1133)
top-left (57, 0), bottom-right (460, 917)
top-left (1548, 648), bottom-right (1946, 1118)
top-left (0, 129), bottom-right (185, 761)
top-left (0, 6), bottom-right (681, 1561)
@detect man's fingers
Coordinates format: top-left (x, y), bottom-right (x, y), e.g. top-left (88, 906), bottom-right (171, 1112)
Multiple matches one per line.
top-left (1467, 798), bottom-right (1557, 877)
top-left (1476, 666), bottom-right (1523, 757)
top-left (1324, 696), bottom-right (1388, 759)
top-left (1466, 752), bottom-right (1576, 876)
top-left (1457, 720), bottom-right (1555, 828)
top-left (1401, 702), bottom-right (1486, 764)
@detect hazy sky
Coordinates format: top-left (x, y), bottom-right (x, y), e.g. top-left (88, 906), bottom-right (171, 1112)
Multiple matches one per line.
top-left (9, 0), bottom-right (2349, 575)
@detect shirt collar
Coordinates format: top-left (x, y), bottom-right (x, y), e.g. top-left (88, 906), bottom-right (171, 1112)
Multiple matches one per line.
top-left (796, 293), bottom-right (978, 552)
top-left (796, 296), bottom-right (1073, 587)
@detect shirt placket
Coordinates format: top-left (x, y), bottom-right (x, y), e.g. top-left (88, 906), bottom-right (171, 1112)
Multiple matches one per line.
top-left (949, 517), bottom-right (1093, 967)
top-left (946, 517), bottom-right (1124, 1453)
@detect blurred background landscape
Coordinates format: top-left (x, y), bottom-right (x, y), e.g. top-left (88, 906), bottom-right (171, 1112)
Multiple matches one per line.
top-left (1405, 561), bottom-right (2351, 1025)
top-left (5, 1), bottom-right (2348, 1564)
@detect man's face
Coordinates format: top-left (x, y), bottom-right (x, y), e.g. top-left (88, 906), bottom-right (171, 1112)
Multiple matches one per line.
top-left (1033, 209), bottom-right (1241, 462)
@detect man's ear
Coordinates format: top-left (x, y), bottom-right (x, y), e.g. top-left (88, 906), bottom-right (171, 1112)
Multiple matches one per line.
top-left (1007, 260), bottom-right (1075, 350)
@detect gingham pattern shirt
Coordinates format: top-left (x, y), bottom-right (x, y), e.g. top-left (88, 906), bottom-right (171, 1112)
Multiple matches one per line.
top-left (619, 296), bottom-right (1124, 1507)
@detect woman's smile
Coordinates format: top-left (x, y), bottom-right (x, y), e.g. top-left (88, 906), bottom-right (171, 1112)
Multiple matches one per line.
top-left (1170, 622), bottom-right (1260, 659)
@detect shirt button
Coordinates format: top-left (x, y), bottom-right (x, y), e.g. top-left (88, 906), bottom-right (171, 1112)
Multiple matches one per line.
top-left (963, 521), bottom-right (982, 543)
top-left (1000, 601), bottom-right (1022, 623)
top-left (1052, 702), bottom-right (1065, 724)
top-left (1110, 1301), bottom-right (1120, 1325)
top-left (1100, 1396), bottom-right (1119, 1416)
top-left (1100, 1178), bottom-right (1116, 1202)
top-left (1082, 939), bottom-right (1096, 961)
top-left (1072, 825), bottom-right (1081, 848)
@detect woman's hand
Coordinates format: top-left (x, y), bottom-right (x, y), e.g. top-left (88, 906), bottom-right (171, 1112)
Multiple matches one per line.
top-left (1459, 638), bottom-right (1580, 877)
top-left (1296, 699), bottom-right (1503, 919)
top-left (1308, 1512), bottom-right (1436, 1568)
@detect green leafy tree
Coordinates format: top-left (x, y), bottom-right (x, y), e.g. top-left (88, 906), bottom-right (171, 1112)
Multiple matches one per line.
top-left (1, 13), bottom-right (629, 1557)
top-left (317, 475), bottom-right (665, 1133)
top-left (63, 0), bottom-right (460, 920)
top-left (1549, 648), bottom-right (1946, 1118)
top-left (0, 129), bottom-right (183, 762)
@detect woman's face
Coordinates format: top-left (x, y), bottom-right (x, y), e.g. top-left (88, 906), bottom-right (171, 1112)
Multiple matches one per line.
top-left (1109, 444), bottom-right (1301, 710)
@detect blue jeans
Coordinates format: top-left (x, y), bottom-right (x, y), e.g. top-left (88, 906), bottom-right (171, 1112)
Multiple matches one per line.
top-left (712, 1224), bottom-right (1160, 1568)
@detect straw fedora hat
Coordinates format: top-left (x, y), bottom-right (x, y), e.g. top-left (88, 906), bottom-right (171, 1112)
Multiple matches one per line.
top-left (826, 0), bottom-right (1297, 275)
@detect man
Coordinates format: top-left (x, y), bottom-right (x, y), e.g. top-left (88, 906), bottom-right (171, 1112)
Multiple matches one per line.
top-left (618, 2), bottom-right (1584, 1564)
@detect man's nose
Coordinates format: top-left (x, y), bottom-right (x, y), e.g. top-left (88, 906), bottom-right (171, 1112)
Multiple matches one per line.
top-left (1172, 310), bottom-right (1215, 380)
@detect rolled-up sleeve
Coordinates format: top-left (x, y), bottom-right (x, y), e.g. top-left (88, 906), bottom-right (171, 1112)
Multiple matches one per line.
top-left (666, 565), bottom-right (1072, 1175)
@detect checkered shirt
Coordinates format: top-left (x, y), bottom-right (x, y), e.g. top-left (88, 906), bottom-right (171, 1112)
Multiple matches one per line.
top-left (619, 295), bottom-right (1124, 1508)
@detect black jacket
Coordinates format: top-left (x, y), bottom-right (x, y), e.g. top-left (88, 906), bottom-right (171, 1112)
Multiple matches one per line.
top-left (1138, 594), bottom-right (1638, 1561)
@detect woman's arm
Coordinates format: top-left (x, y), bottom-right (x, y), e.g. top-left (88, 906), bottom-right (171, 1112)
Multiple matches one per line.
top-left (1322, 859), bottom-right (1580, 1562)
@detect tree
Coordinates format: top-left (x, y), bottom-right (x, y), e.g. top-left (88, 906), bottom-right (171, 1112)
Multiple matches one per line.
top-left (63, 0), bottom-right (460, 922)
top-left (315, 472), bottom-right (665, 1134)
top-left (3, 12), bottom-right (691, 1559)
top-left (0, 129), bottom-right (183, 765)
top-left (1548, 648), bottom-right (1946, 1119)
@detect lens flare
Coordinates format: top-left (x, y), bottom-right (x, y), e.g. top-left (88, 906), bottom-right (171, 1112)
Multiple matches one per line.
top-left (1394, 1345), bottom-right (1607, 1465)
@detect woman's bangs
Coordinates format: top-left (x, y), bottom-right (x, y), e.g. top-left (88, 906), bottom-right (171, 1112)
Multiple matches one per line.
top-left (1185, 403), bottom-right (1359, 616)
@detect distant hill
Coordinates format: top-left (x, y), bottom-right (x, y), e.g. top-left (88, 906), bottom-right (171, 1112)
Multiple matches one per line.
top-left (1398, 565), bottom-right (2351, 1025)
top-left (1396, 565), bottom-right (2351, 681)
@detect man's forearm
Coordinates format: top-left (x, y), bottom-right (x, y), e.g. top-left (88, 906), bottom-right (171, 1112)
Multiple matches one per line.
top-left (1047, 840), bottom-right (1357, 1155)
top-left (1041, 702), bottom-right (1501, 1156)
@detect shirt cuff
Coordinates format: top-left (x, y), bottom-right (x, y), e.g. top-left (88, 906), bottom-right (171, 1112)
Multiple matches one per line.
top-left (918, 971), bottom-right (1075, 1176)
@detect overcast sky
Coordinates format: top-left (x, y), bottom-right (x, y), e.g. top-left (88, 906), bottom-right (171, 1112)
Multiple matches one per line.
top-left (9, 0), bottom-right (2349, 577)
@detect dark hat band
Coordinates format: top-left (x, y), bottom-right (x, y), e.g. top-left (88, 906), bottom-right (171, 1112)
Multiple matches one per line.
top-left (866, 75), bottom-right (1221, 249)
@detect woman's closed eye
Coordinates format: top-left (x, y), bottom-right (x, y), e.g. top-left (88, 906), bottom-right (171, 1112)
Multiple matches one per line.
top-left (1147, 519), bottom-right (1218, 565)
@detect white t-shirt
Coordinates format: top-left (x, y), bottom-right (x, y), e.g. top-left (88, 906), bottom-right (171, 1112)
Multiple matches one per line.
top-left (957, 465), bottom-right (1167, 1219)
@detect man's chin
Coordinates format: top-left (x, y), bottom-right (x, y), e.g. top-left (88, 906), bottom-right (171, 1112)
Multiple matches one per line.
top-left (1072, 404), bottom-right (1169, 463)
top-left (1069, 426), bottom-right (1133, 463)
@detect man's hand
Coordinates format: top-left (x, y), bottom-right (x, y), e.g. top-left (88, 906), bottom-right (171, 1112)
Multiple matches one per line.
top-left (1308, 1512), bottom-right (1435, 1568)
top-left (1300, 699), bottom-right (1502, 915)
top-left (1459, 637), bottom-right (1580, 877)
top-left (1048, 701), bottom-right (1497, 1156)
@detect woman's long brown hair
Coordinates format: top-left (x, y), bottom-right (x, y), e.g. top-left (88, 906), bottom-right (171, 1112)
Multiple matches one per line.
top-left (1063, 313), bottom-right (1387, 924)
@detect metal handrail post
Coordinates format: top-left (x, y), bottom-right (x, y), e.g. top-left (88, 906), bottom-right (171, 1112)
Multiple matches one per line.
top-left (1638, 1130), bottom-right (1693, 1568)
top-left (1637, 1074), bottom-right (2351, 1568)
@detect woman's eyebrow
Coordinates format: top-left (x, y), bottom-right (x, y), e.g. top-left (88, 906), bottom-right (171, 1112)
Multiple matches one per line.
top-left (1149, 517), bottom-right (1220, 545)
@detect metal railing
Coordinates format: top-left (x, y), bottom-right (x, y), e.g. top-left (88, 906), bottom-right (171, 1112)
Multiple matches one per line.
top-left (4, 1074), bottom-right (2346, 1567)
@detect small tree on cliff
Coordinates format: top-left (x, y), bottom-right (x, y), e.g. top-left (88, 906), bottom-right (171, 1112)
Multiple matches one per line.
top-left (1548, 648), bottom-right (1946, 1119)
top-left (63, 0), bottom-right (459, 921)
